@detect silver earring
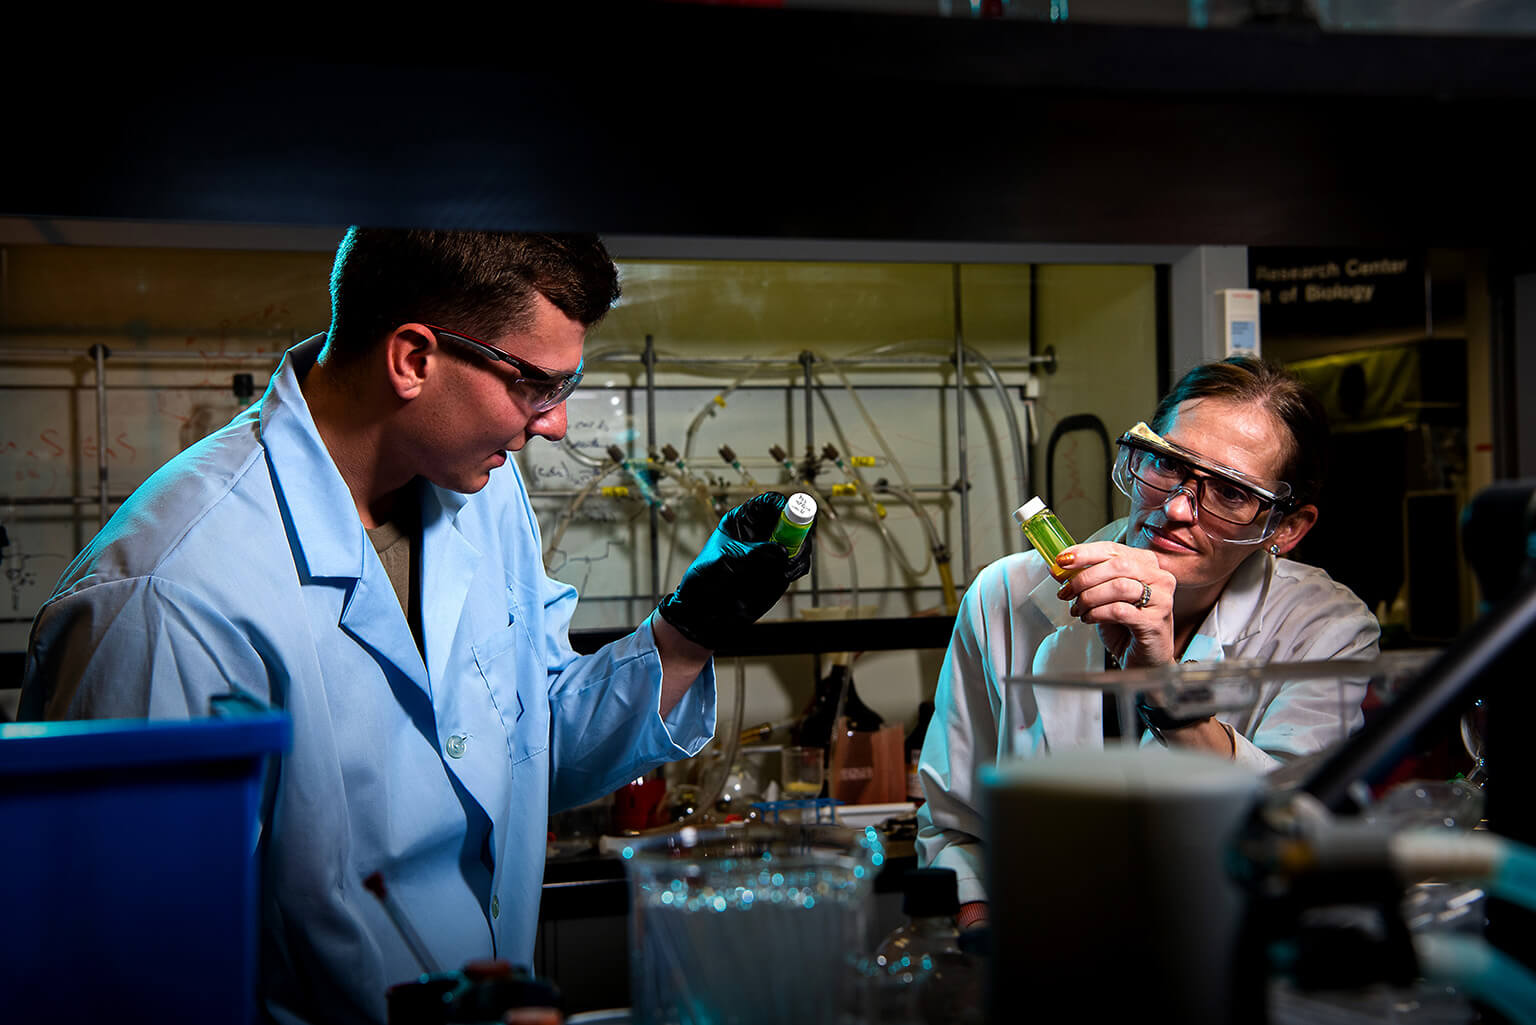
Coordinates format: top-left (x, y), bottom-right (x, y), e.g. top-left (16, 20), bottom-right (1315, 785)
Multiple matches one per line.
top-left (1269, 544), bottom-right (1280, 555)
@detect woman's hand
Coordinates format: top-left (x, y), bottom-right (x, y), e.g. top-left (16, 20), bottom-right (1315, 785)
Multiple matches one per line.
top-left (1055, 541), bottom-right (1178, 668)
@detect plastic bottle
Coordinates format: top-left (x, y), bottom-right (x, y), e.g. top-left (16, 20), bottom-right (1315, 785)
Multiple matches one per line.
top-left (770, 492), bottom-right (817, 557)
top-left (873, 868), bottom-right (984, 1025)
top-left (905, 701), bottom-right (935, 806)
top-left (1013, 496), bottom-right (1077, 580)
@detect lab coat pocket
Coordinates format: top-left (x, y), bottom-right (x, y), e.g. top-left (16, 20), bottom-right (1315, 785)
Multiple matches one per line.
top-left (471, 611), bottom-right (549, 766)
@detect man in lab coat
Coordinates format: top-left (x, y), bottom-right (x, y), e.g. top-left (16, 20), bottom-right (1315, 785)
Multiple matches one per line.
top-left (20, 229), bottom-right (810, 1024)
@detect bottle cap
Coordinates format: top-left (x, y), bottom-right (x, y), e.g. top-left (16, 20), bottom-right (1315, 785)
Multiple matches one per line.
top-left (902, 867), bottom-right (960, 918)
top-left (784, 492), bottom-right (817, 526)
top-left (1013, 496), bottom-right (1046, 525)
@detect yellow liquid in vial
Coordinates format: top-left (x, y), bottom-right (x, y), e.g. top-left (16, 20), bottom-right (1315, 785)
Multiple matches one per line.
top-left (782, 781), bottom-right (822, 797)
top-left (1020, 509), bottom-right (1077, 580)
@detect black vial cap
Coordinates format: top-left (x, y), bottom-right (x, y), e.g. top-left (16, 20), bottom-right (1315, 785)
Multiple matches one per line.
top-left (902, 867), bottom-right (959, 918)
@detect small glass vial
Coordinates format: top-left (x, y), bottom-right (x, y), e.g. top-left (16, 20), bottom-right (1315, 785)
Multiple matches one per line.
top-left (771, 492), bottom-right (817, 557)
top-left (1014, 496), bottom-right (1076, 580)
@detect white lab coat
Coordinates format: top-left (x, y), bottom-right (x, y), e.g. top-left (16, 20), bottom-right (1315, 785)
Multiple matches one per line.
top-left (915, 520), bottom-right (1380, 906)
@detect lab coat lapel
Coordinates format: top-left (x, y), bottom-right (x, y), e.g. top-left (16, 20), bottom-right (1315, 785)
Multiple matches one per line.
top-left (420, 485), bottom-right (481, 688)
top-left (1201, 549), bottom-right (1270, 658)
top-left (258, 335), bottom-right (430, 697)
top-left (338, 565), bottom-right (431, 696)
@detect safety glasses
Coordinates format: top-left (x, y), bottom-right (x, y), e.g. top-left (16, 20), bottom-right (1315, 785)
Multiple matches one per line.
top-left (426, 324), bottom-right (584, 413)
top-left (1112, 422), bottom-right (1294, 545)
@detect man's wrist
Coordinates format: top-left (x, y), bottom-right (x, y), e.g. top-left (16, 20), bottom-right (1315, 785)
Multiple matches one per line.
top-left (654, 596), bottom-right (721, 651)
top-left (651, 609), bottom-right (713, 660)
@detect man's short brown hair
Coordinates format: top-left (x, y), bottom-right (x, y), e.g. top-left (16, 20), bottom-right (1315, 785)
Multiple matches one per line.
top-left (326, 228), bottom-right (620, 361)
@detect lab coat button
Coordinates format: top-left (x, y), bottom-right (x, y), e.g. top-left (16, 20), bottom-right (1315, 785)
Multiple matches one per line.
top-left (447, 734), bottom-right (467, 758)
top-left (491, 896), bottom-right (500, 918)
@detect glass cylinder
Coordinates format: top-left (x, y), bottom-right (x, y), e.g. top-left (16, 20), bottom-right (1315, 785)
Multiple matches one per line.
top-left (622, 823), bottom-right (882, 1025)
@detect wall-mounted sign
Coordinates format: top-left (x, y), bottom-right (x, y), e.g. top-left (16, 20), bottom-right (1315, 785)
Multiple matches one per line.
top-left (1249, 248), bottom-right (1425, 341)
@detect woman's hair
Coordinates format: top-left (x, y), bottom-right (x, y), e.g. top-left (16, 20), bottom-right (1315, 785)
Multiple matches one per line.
top-left (1150, 355), bottom-right (1329, 508)
top-left (325, 228), bottom-right (621, 362)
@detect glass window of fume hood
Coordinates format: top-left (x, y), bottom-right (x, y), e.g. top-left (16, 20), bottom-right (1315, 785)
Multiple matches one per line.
top-left (0, 241), bottom-right (1161, 647)
top-left (0, 242), bottom-right (335, 658)
top-left (3, 236), bottom-right (1497, 649)
top-left (517, 258), bottom-right (1157, 631)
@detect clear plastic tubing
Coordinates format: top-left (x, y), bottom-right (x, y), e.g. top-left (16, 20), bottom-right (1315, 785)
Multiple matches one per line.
top-left (1014, 496), bottom-right (1076, 580)
top-left (772, 492), bottom-right (817, 558)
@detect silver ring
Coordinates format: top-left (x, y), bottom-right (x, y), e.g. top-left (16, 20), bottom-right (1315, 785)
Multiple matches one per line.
top-left (1135, 581), bottom-right (1152, 609)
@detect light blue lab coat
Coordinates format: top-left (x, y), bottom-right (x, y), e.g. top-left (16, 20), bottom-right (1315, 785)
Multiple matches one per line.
top-left (20, 336), bottom-right (716, 1025)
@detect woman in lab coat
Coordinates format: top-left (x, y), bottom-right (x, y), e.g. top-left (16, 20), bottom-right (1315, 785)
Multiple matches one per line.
top-left (916, 355), bottom-right (1379, 931)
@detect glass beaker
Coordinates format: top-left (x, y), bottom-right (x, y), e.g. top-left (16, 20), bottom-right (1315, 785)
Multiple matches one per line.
top-left (622, 823), bottom-right (881, 1025)
top-left (781, 745), bottom-right (826, 799)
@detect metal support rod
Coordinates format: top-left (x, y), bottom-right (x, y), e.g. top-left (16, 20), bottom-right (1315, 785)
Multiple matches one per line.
top-left (549, 583), bottom-right (950, 606)
top-left (525, 482), bottom-right (960, 501)
top-left (964, 347), bottom-right (1031, 522)
top-left (952, 266), bottom-right (971, 580)
top-left (0, 494), bottom-right (138, 506)
top-left (1, 346), bottom-right (280, 363)
top-left (1029, 264), bottom-right (1040, 498)
top-left (0, 382), bottom-right (264, 394)
top-left (644, 335), bottom-right (660, 609)
top-left (575, 352), bottom-right (1056, 370)
top-left (800, 350), bottom-right (819, 605)
top-left (89, 343), bottom-right (110, 529)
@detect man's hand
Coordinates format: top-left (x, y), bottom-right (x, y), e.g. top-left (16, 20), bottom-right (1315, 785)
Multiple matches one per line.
top-left (1054, 541), bottom-right (1177, 669)
top-left (656, 492), bottom-right (814, 650)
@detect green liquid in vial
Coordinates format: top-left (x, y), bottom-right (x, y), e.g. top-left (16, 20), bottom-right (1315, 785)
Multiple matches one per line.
top-left (1016, 500), bottom-right (1076, 579)
top-left (771, 493), bottom-right (817, 558)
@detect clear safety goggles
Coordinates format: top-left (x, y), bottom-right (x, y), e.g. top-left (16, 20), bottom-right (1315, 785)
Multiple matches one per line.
top-left (427, 324), bottom-right (584, 413)
top-left (1112, 422), bottom-right (1294, 545)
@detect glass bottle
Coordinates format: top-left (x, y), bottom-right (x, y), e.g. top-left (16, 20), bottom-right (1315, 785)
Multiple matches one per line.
top-left (873, 868), bottom-right (984, 1025)
top-left (1013, 496), bottom-right (1077, 580)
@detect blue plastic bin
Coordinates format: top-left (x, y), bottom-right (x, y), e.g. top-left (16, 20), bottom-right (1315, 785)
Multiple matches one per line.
top-left (0, 709), bottom-right (290, 1025)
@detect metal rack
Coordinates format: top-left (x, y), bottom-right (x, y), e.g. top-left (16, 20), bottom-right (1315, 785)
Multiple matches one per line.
top-left (2, 343), bottom-right (283, 529)
top-left (534, 333), bottom-right (1052, 619)
top-left (2, 328), bottom-right (1052, 635)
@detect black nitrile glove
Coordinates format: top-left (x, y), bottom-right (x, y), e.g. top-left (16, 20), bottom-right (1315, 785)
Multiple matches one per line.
top-left (656, 491), bottom-right (814, 650)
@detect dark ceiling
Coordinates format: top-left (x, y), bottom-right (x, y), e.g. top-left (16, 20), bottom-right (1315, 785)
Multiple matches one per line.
top-left (6, 6), bottom-right (1535, 249)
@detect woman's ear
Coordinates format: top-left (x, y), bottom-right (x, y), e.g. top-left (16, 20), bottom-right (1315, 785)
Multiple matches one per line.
top-left (1270, 504), bottom-right (1319, 555)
